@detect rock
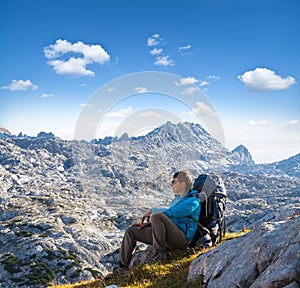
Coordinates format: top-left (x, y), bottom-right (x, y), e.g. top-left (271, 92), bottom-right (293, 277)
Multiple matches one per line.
top-left (188, 205), bottom-right (300, 288)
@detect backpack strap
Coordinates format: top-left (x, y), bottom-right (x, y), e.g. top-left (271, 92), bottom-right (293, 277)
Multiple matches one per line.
top-left (187, 191), bottom-right (211, 234)
top-left (188, 215), bottom-right (210, 235)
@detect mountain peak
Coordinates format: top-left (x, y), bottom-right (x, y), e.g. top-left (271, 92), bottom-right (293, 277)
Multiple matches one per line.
top-left (146, 121), bottom-right (210, 140)
top-left (232, 144), bottom-right (254, 165)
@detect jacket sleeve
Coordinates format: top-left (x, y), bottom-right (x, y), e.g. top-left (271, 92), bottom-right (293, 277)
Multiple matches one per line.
top-left (151, 207), bottom-right (167, 214)
top-left (151, 195), bottom-right (180, 215)
top-left (163, 196), bottom-right (199, 218)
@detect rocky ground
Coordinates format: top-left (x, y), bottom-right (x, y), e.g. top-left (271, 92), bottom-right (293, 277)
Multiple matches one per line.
top-left (0, 122), bottom-right (299, 287)
top-left (188, 205), bottom-right (300, 287)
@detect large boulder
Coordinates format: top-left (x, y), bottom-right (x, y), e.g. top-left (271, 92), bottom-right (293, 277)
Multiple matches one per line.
top-left (188, 205), bottom-right (300, 288)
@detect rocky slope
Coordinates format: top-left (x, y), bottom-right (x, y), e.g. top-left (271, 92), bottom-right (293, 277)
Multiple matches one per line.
top-left (188, 205), bottom-right (300, 287)
top-left (0, 122), bottom-right (299, 287)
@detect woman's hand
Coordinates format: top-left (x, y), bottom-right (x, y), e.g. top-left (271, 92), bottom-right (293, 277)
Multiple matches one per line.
top-left (139, 208), bottom-right (151, 224)
top-left (131, 208), bottom-right (151, 229)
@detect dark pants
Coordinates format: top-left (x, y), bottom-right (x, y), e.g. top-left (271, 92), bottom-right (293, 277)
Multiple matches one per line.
top-left (118, 213), bottom-right (190, 266)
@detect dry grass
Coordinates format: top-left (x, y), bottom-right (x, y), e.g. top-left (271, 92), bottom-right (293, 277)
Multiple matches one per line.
top-left (51, 230), bottom-right (250, 288)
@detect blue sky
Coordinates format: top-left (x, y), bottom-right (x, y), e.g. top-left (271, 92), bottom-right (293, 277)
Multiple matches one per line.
top-left (0, 0), bottom-right (299, 164)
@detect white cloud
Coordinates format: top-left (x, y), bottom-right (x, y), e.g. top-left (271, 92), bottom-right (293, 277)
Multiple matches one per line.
top-left (147, 33), bottom-right (161, 46)
top-left (106, 107), bottom-right (133, 119)
top-left (138, 110), bottom-right (161, 118)
top-left (48, 58), bottom-right (95, 76)
top-left (80, 103), bottom-right (94, 108)
top-left (154, 56), bottom-right (175, 67)
top-left (224, 119), bottom-right (300, 163)
top-left (175, 76), bottom-right (209, 94)
top-left (44, 39), bottom-right (72, 58)
top-left (95, 107), bottom-right (134, 138)
top-left (44, 39), bottom-right (110, 76)
top-left (135, 86), bottom-right (148, 93)
top-left (106, 87), bottom-right (116, 92)
top-left (282, 119), bottom-right (300, 128)
top-left (189, 101), bottom-right (216, 116)
top-left (175, 76), bottom-right (198, 86)
top-left (2, 79), bottom-right (38, 91)
top-left (150, 47), bottom-right (163, 56)
top-left (181, 87), bottom-right (200, 95)
top-left (238, 67), bottom-right (296, 91)
top-left (199, 80), bottom-right (209, 87)
top-left (207, 75), bottom-right (220, 81)
top-left (147, 33), bottom-right (175, 68)
top-left (247, 120), bottom-right (269, 127)
top-left (288, 120), bottom-right (299, 126)
top-left (175, 76), bottom-right (209, 89)
top-left (178, 45), bottom-right (192, 55)
top-left (42, 93), bottom-right (54, 98)
top-left (179, 44), bottom-right (191, 50)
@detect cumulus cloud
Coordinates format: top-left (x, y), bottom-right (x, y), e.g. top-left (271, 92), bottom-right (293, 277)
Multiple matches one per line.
top-left (48, 58), bottom-right (95, 76)
top-left (238, 67), bottom-right (296, 91)
top-left (44, 39), bottom-right (110, 76)
top-left (207, 75), bottom-right (220, 81)
top-left (199, 80), bottom-right (209, 87)
top-left (147, 33), bottom-right (161, 46)
top-left (147, 33), bottom-right (175, 67)
top-left (175, 77), bottom-right (209, 94)
top-left (189, 101), bottom-right (216, 116)
top-left (181, 87), bottom-right (200, 95)
top-left (2, 79), bottom-right (38, 91)
top-left (135, 86), bottom-right (148, 93)
top-left (154, 56), bottom-right (175, 67)
top-left (178, 44), bottom-right (192, 55)
top-left (106, 107), bottom-right (133, 119)
top-left (41, 93), bottom-right (54, 98)
top-left (175, 76), bottom-right (198, 86)
top-left (150, 47), bottom-right (163, 56)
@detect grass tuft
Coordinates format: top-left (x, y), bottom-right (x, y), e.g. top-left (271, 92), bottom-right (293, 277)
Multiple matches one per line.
top-left (52, 231), bottom-right (249, 288)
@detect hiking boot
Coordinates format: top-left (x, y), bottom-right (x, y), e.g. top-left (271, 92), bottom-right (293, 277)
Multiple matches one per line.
top-left (104, 265), bottom-right (129, 279)
top-left (143, 248), bottom-right (167, 264)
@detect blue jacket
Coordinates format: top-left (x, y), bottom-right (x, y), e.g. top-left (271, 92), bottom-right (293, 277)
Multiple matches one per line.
top-left (154, 190), bottom-right (200, 241)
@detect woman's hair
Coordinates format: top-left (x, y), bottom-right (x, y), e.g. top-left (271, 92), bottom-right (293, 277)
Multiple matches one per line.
top-left (173, 171), bottom-right (193, 191)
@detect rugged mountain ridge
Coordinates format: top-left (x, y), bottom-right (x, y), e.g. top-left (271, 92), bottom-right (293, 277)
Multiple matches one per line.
top-left (0, 122), bottom-right (299, 287)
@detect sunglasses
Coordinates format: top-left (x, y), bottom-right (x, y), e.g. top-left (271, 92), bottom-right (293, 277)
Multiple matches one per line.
top-left (171, 179), bottom-right (179, 185)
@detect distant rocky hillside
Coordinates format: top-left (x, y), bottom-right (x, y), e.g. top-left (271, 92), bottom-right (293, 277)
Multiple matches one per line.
top-left (273, 153), bottom-right (300, 178)
top-left (0, 122), bottom-right (299, 287)
top-left (0, 126), bottom-right (12, 137)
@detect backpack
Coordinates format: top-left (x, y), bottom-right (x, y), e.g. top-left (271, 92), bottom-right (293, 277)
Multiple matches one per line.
top-left (188, 173), bottom-right (227, 248)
